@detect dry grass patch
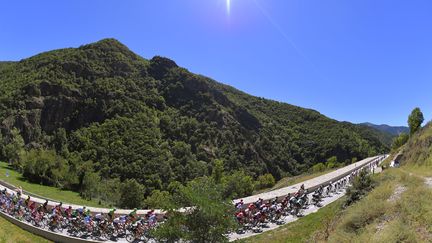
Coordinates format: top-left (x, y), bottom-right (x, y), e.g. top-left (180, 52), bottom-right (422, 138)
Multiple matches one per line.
top-left (330, 181), bottom-right (394, 237)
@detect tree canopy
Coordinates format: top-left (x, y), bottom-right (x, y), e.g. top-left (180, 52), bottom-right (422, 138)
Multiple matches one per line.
top-left (152, 177), bottom-right (237, 243)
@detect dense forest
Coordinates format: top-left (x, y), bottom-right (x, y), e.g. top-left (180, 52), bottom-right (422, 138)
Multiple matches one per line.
top-left (0, 39), bottom-right (390, 206)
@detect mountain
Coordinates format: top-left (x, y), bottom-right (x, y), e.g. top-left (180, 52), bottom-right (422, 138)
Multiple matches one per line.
top-left (0, 39), bottom-right (390, 197)
top-left (360, 122), bottom-right (409, 136)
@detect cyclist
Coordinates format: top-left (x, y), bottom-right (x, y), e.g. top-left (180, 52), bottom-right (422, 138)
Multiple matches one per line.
top-left (16, 186), bottom-right (23, 197)
top-left (235, 210), bottom-right (245, 225)
top-left (108, 208), bottom-right (116, 222)
top-left (84, 209), bottom-right (91, 217)
top-left (65, 206), bottom-right (73, 218)
top-left (42, 200), bottom-right (49, 213)
top-left (77, 206), bottom-right (86, 216)
top-left (128, 208), bottom-right (138, 223)
top-left (146, 209), bottom-right (157, 226)
top-left (235, 199), bottom-right (244, 210)
top-left (24, 196), bottom-right (31, 207)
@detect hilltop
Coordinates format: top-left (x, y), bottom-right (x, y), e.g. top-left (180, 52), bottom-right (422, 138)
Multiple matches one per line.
top-left (0, 38), bottom-right (389, 200)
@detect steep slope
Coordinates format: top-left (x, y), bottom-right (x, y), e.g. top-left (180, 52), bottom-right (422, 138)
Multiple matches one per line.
top-left (360, 122), bottom-right (409, 136)
top-left (0, 39), bottom-right (389, 195)
top-left (399, 122), bottom-right (432, 165)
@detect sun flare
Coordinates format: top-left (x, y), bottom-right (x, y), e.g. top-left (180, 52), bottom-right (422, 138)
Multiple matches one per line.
top-left (226, 0), bottom-right (231, 15)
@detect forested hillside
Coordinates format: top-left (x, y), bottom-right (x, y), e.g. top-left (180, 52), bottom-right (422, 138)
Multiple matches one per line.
top-left (0, 39), bottom-right (389, 204)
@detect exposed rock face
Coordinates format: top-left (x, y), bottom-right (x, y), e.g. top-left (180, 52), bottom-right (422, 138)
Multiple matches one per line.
top-left (25, 97), bottom-right (44, 110)
top-left (2, 52), bottom-right (261, 144)
top-left (2, 111), bottom-right (41, 143)
top-left (3, 79), bottom-right (106, 142)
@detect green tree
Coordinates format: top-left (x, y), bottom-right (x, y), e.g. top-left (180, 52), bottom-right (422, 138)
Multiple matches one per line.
top-left (144, 190), bottom-right (172, 209)
top-left (326, 156), bottom-right (338, 169)
top-left (81, 172), bottom-right (101, 200)
top-left (4, 128), bottom-right (25, 171)
top-left (408, 107), bottom-right (424, 135)
top-left (167, 181), bottom-right (182, 194)
top-left (255, 173), bottom-right (276, 190)
top-left (0, 132), bottom-right (4, 159)
top-left (21, 149), bottom-right (68, 187)
top-left (53, 128), bottom-right (69, 156)
top-left (311, 163), bottom-right (326, 173)
top-left (212, 159), bottom-right (224, 184)
top-left (221, 170), bottom-right (254, 199)
top-left (119, 179), bottom-right (145, 209)
top-left (96, 178), bottom-right (122, 206)
top-left (153, 177), bottom-right (237, 243)
top-left (76, 159), bottom-right (95, 191)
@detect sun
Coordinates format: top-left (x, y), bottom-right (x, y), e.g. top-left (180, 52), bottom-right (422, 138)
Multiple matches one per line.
top-left (226, 0), bottom-right (231, 15)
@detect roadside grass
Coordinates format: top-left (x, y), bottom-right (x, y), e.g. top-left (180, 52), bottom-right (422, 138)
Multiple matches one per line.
top-left (328, 167), bottom-right (432, 243)
top-left (0, 215), bottom-right (51, 243)
top-left (402, 164), bottom-right (432, 177)
top-left (397, 168), bottom-right (432, 242)
top-left (243, 198), bottom-right (344, 243)
top-left (0, 161), bottom-right (107, 207)
top-left (327, 177), bottom-right (395, 243)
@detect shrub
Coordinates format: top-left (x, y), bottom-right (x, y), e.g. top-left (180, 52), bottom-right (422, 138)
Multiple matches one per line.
top-left (119, 179), bottom-right (145, 209)
top-left (144, 190), bottom-right (172, 209)
top-left (312, 163), bottom-right (326, 173)
top-left (255, 173), bottom-right (276, 190)
top-left (21, 148), bottom-right (69, 187)
top-left (221, 170), bottom-right (254, 199)
top-left (326, 156), bottom-right (338, 169)
top-left (152, 177), bottom-right (237, 242)
top-left (391, 133), bottom-right (409, 150)
top-left (344, 169), bottom-right (375, 206)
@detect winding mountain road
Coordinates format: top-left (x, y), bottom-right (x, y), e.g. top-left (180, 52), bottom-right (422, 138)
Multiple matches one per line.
top-left (0, 155), bottom-right (387, 242)
top-left (229, 156), bottom-right (386, 241)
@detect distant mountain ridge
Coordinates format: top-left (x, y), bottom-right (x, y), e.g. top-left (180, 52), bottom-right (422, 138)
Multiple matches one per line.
top-left (360, 122), bottom-right (409, 136)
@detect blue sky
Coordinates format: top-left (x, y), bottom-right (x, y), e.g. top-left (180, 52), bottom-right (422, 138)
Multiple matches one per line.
top-left (1, 0), bottom-right (431, 126)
